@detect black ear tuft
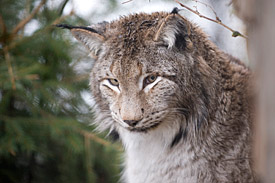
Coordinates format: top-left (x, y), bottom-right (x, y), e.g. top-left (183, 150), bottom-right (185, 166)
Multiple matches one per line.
top-left (55, 24), bottom-right (74, 29)
top-left (57, 23), bottom-right (106, 56)
top-left (171, 7), bottom-right (180, 14)
top-left (55, 24), bottom-right (99, 34)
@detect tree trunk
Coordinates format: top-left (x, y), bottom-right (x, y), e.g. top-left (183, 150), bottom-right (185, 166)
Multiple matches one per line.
top-left (233, 0), bottom-right (275, 182)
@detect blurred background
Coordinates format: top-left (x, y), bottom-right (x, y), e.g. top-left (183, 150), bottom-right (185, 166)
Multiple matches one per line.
top-left (1, 0), bottom-right (273, 183)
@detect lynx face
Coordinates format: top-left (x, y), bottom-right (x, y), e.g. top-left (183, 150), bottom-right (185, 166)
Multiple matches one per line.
top-left (59, 11), bottom-right (212, 133)
top-left (93, 46), bottom-right (182, 132)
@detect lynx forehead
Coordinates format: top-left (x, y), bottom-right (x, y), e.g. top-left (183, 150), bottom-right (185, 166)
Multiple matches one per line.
top-left (97, 54), bottom-right (180, 132)
top-left (86, 12), bottom-right (193, 132)
top-left (58, 8), bottom-right (254, 183)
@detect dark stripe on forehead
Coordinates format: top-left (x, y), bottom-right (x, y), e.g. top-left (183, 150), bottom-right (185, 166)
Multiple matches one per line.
top-left (137, 61), bottom-right (143, 76)
top-left (118, 57), bottom-right (143, 77)
top-left (109, 59), bottom-right (116, 75)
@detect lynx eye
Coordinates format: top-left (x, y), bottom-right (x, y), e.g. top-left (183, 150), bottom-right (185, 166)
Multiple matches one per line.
top-left (144, 74), bottom-right (157, 86)
top-left (108, 78), bottom-right (119, 87)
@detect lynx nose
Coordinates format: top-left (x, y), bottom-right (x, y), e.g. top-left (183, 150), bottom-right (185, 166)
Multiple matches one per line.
top-left (124, 120), bottom-right (139, 127)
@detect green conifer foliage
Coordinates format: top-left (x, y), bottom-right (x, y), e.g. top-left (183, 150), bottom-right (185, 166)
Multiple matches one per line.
top-left (0, 1), bottom-right (121, 182)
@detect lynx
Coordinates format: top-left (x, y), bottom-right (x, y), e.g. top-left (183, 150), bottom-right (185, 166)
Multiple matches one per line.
top-left (58, 8), bottom-right (254, 183)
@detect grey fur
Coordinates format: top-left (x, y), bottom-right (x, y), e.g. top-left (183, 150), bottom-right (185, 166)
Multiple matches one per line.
top-left (59, 11), bottom-right (255, 183)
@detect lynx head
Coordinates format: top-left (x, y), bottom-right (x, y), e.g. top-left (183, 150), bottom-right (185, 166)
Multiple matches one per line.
top-left (58, 10), bottom-right (216, 135)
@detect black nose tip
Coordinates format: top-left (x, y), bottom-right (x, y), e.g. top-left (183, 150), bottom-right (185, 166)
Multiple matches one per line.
top-left (124, 120), bottom-right (139, 127)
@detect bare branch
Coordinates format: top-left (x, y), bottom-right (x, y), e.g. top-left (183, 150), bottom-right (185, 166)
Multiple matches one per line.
top-left (192, 0), bottom-right (221, 22)
top-left (58, 0), bottom-right (70, 16)
top-left (0, 15), bottom-right (6, 35)
top-left (5, 10), bottom-right (74, 52)
top-left (80, 130), bottom-right (123, 151)
top-left (175, 0), bottom-right (248, 39)
top-left (0, 10), bottom-right (74, 90)
top-left (3, 46), bottom-right (16, 90)
top-left (11, 0), bottom-right (47, 35)
top-left (122, 0), bottom-right (134, 4)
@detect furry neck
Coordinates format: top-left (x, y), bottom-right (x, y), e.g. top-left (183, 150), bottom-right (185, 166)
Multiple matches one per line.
top-left (117, 119), bottom-right (196, 183)
top-left (117, 118), bottom-right (181, 153)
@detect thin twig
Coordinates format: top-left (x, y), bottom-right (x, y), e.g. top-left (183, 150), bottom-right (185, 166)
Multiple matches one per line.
top-left (192, 0), bottom-right (221, 22)
top-left (122, 0), bottom-right (134, 4)
top-left (79, 130), bottom-right (123, 151)
top-left (84, 132), bottom-right (93, 179)
top-left (6, 10), bottom-right (74, 52)
top-left (1, 9), bottom-right (74, 90)
top-left (11, 0), bottom-right (47, 35)
top-left (154, 13), bottom-right (175, 41)
top-left (122, 0), bottom-right (150, 4)
top-left (20, 0), bottom-right (32, 36)
top-left (52, 10), bottom-right (74, 25)
top-left (25, 74), bottom-right (40, 80)
top-left (3, 46), bottom-right (16, 90)
top-left (0, 15), bottom-right (6, 35)
top-left (58, 0), bottom-right (70, 16)
top-left (175, 0), bottom-right (247, 39)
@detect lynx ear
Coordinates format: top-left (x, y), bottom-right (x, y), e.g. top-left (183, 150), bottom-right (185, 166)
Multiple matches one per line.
top-left (154, 11), bottom-right (192, 50)
top-left (56, 24), bottom-right (105, 56)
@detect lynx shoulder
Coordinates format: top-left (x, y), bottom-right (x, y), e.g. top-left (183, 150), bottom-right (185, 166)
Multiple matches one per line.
top-left (58, 9), bottom-right (255, 183)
